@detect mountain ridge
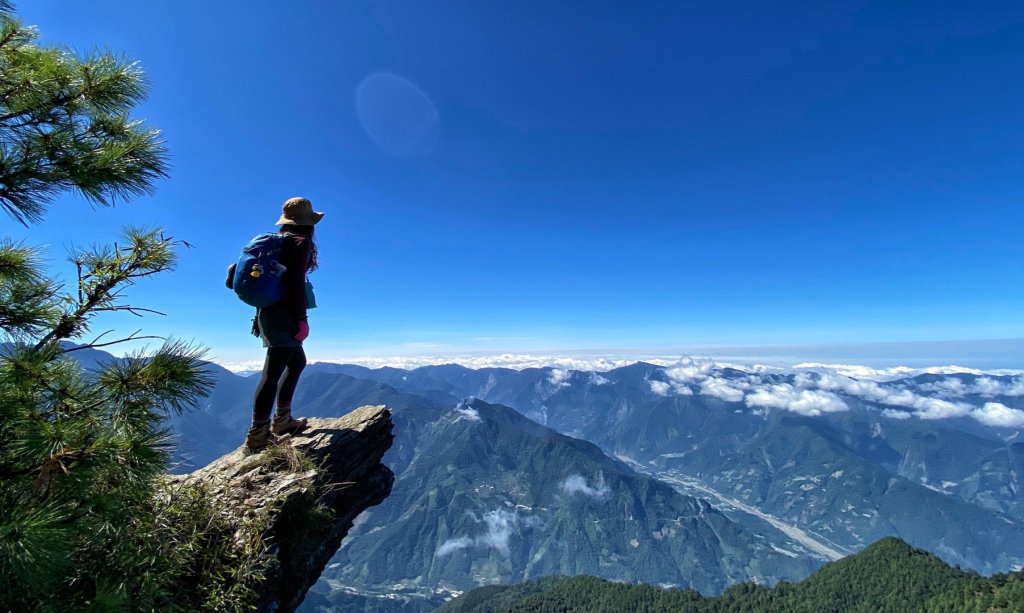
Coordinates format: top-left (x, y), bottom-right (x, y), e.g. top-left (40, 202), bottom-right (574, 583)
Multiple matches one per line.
top-left (437, 536), bottom-right (1024, 612)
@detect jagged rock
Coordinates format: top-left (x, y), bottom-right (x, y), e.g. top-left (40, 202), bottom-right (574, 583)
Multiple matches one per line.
top-left (171, 404), bottom-right (394, 612)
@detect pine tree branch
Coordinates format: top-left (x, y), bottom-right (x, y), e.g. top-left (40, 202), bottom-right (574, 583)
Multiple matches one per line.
top-left (92, 305), bottom-right (167, 317)
top-left (33, 276), bottom-right (120, 350)
top-left (64, 329), bottom-right (163, 352)
top-left (0, 93), bottom-right (78, 124)
top-left (32, 229), bottom-right (176, 350)
top-left (0, 26), bottom-right (19, 51)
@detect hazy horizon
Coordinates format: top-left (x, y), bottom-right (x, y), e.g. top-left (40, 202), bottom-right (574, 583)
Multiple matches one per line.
top-left (213, 338), bottom-right (1024, 373)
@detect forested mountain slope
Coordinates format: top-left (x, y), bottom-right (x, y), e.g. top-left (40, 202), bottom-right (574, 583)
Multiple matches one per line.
top-left (439, 537), bottom-right (1024, 612)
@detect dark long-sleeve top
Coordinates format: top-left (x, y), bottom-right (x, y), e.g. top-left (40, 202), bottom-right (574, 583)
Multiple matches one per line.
top-left (277, 233), bottom-right (311, 321)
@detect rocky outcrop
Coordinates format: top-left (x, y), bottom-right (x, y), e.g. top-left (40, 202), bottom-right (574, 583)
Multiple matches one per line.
top-left (173, 404), bottom-right (394, 612)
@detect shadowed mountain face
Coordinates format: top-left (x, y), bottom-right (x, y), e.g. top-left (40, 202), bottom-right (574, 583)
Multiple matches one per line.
top-left (322, 398), bottom-right (815, 607)
top-left (321, 362), bottom-right (1024, 574)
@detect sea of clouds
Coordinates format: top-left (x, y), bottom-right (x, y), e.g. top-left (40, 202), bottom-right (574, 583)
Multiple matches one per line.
top-left (219, 353), bottom-right (1024, 428)
top-left (645, 357), bottom-right (1024, 427)
top-left (220, 353), bottom-right (680, 373)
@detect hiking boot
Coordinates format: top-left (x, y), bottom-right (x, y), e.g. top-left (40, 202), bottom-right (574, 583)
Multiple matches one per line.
top-left (271, 409), bottom-right (308, 436)
top-left (245, 421), bottom-right (290, 451)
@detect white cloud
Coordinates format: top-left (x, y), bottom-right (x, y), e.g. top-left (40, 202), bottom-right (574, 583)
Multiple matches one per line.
top-left (1009, 379), bottom-right (1024, 396)
top-left (674, 384), bottom-right (694, 395)
top-left (662, 358), bottom-right (759, 400)
top-left (798, 372), bottom-right (891, 403)
top-left (295, 354), bottom-right (678, 372)
top-left (854, 387), bottom-right (972, 420)
top-left (718, 362), bottom-right (783, 374)
top-left (649, 378), bottom-right (692, 396)
top-left (971, 403), bottom-right (1024, 428)
top-left (434, 509), bottom-right (537, 558)
top-left (700, 377), bottom-right (746, 403)
top-left (217, 359), bottom-right (266, 373)
top-left (435, 536), bottom-right (473, 556)
top-left (793, 371), bottom-right (972, 420)
top-left (548, 368), bottom-right (571, 387)
top-left (217, 353), bottom-right (1022, 429)
top-left (745, 384), bottom-right (848, 416)
top-left (916, 378), bottom-right (969, 397)
top-left (792, 363), bottom-right (1003, 382)
top-left (882, 409), bottom-right (913, 420)
top-left (917, 376), bottom-right (1024, 399)
top-left (970, 377), bottom-right (1004, 397)
top-left (664, 357), bottom-right (717, 384)
top-left (793, 363), bottom-right (920, 380)
top-left (218, 353), bottom-right (1020, 386)
top-left (649, 380), bottom-right (671, 396)
top-left (477, 509), bottom-right (517, 556)
top-left (560, 473), bottom-right (611, 501)
top-left (453, 400), bottom-right (483, 422)
top-left (904, 396), bottom-right (972, 420)
top-left (454, 407), bottom-right (481, 422)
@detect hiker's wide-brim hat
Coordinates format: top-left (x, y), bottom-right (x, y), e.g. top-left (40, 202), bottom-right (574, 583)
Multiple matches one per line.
top-left (276, 197), bottom-right (325, 226)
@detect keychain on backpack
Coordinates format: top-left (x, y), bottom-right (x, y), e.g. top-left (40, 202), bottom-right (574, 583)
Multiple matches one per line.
top-left (231, 233), bottom-right (289, 307)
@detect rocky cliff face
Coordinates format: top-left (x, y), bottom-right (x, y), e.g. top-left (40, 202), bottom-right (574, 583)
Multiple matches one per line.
top-left (172, 404), bottom-right (394, 612)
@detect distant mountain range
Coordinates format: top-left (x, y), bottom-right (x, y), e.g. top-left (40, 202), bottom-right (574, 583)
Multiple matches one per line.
top-left (54, 346), bottom-right (1024, 611)
top-left (55, 349), bottom-right (804, 610)
top-left (314, 360), bottom-right (1024, 575)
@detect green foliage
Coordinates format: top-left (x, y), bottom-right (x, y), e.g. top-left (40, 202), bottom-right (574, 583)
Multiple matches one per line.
top-left (0, 240), bottom-right (60, 337)
top-left (247, 441), bottom-right (319, 473)
top-left (438, 575), bottom-right (706, 613)
top-left (924, 569), bottom-right (1024, 612)
top-left (0, 8), bottom-right (167, 224)
top-left (440, 538), bottom-right (1024, 612)
top-left (33, 225), bottom-right (178, 349)
top-left (0, 292), bottom-right (220, 609)
top-left (73, 479), bottom-right (271, 612)
top-left (0, 6), bottom-right (273, 611)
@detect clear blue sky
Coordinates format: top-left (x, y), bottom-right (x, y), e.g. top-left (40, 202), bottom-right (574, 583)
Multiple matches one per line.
top-left (8, 1), bottom-right (1024, 367)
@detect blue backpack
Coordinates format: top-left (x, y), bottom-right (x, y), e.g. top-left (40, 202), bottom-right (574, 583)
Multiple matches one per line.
top-left (232, 233), bottom-right (289, 307)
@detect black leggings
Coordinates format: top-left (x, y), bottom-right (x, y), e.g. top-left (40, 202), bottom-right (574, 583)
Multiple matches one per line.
top-left (252, 346), bottom-right (307, 423)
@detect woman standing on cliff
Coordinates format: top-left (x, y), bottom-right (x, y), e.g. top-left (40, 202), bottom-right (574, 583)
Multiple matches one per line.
top-left (244, 197), bottom-right (324, 451)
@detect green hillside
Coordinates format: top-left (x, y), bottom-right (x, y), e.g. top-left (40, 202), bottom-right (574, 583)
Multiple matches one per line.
top-left (438, 537), bottom-right (1024, 612)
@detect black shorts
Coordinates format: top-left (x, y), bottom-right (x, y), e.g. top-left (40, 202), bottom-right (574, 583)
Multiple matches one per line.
top-left (257, 303), bottom-right (303, 348)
